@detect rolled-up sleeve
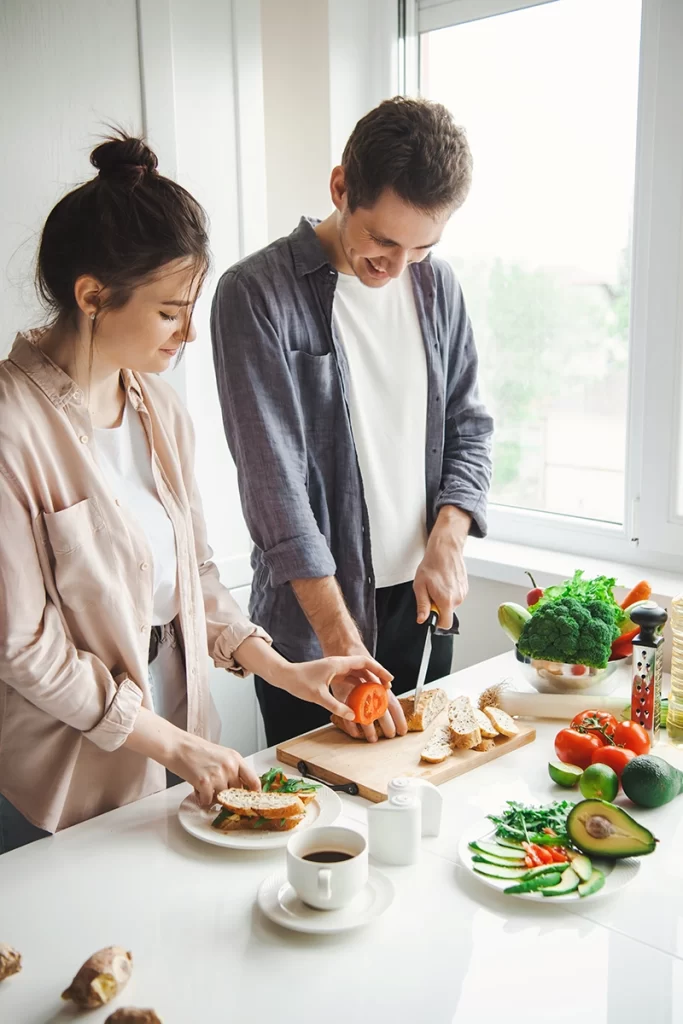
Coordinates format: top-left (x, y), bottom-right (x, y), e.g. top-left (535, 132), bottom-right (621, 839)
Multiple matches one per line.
top-left (435, 265), bottom-right (494, 537)
top-left (0, 467), bottom-right (142, 751)
top-left (211, 273), bottom-right (337, 586)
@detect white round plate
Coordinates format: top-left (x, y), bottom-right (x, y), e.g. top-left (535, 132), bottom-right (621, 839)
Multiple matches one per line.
top-left (458, 820), bottom-right (640, 904)
top-left (178, 775), bottom-right (342, 850)
top-left (257, 866), bottom-right (394, 934)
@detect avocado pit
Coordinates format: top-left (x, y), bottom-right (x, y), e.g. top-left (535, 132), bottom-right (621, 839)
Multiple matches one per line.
top-left (585, 814), bottom-right (616, 839)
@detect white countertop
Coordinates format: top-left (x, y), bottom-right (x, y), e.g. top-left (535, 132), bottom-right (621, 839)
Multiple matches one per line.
top-left (2, 652), bottom-right (682, 1024)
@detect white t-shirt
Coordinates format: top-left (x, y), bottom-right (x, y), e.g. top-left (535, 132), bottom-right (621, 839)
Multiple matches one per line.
top-left (94, 398), bottom-right (180, 625)
top-left (333, 270), bottom-right (428, 588)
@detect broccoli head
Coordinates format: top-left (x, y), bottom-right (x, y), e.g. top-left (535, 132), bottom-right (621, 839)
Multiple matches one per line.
top-left (518, 597), bottom-right (614, 667)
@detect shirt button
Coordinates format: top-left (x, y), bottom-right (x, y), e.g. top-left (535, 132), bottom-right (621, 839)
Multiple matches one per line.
top-left (115, 498), bottom-right (121, 506)
top-left (140, 561), bottom-right (149, 571)
top-left (140, 624), bottom-right (147, 633)
top-left (79, 434), bottom-right (89, 444)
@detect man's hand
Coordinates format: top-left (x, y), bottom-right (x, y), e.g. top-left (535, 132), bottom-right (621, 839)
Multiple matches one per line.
top-left (329, 675), bottom-right (408, 743)
top-left (414, 505), bottom-right (471, 630)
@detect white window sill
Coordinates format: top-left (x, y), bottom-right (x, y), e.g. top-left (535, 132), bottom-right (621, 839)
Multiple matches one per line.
top-left (465, 536), bottom-right (683, 601)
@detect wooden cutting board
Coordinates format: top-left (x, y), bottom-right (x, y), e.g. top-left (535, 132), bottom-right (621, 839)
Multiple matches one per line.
top-left (276, 715), bottom-right (536, 803)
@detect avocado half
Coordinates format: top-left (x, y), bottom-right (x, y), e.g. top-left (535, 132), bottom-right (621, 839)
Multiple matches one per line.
top-left (567, 799), bottom-right (656, 858)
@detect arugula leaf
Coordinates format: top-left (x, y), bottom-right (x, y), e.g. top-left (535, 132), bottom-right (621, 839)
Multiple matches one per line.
top-left (487, 800), bottom-right (574, 841)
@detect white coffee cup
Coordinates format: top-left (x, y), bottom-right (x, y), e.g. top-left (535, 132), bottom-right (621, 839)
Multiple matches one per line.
top-left (286, 826), bottom-right (368, 910)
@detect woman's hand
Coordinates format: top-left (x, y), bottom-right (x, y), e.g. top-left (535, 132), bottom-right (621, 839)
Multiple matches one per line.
top-left (274, 655), bottom-right (393, 724)
top-left (167, 733), bottom-right (261, 806)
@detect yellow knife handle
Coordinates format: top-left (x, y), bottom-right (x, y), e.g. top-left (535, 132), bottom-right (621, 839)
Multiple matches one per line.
top-left (427, 605), bottom-right (440, 631)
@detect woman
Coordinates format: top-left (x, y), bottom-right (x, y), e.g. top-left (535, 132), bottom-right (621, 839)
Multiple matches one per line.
top-left (0, 134), bottom-right (390, 854)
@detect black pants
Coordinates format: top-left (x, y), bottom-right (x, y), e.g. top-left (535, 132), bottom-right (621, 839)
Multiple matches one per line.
top-left (255, 581), bottom-right (455, 747)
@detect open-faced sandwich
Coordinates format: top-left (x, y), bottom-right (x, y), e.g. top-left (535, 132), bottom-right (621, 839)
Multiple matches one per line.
top-left (210, 770), bottom-right (320, 833)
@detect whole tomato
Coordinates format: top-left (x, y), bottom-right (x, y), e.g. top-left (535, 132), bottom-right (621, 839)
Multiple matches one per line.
top-left (591, 745), bottom-right (636, 779)
top-left (570, 710), bottom-right (618, 743)
top-left (613, 720), bottom-right (651, 756)
top-left (554, 728), bottom-right (603, 769)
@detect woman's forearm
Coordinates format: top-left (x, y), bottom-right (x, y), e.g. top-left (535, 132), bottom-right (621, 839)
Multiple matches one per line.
top-left (232, 635), bottom-right (293, 688)
top-left (123, 706), bottom-right (184, 765)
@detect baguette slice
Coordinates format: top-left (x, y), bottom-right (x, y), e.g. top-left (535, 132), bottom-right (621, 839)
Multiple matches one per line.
top-left (473, 737), bottom-right (496, 753)
top-left (447, 696), bottom-right (482, 750)
top-left (482, 705), bottom-right (519, 737)
top-left (398, 688), bottom-right (448, 732)
top-left (212, 813), bottom-right (305, 833)
top-left (420, 725), bottom-right (453, 764)
top-left (215, 789), bottom-right (305, 819)
top-left (474, 707), bottom-right (498, 739)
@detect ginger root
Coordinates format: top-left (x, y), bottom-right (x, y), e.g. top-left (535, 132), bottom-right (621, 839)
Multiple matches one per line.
top-left (0, 944), bottom-right (22, 981)
top-left (61, 946), bottom-right (133, 1009)
top-left (105, 1010), bottom-right (162, 1023)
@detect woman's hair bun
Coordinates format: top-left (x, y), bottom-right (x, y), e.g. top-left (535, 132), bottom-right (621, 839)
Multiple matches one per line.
top-left (90, 134), bottom-right (158, 179)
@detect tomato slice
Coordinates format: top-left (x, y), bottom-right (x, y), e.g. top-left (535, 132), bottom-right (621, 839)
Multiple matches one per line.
top-left (347, 682), bottom-right (389, 725)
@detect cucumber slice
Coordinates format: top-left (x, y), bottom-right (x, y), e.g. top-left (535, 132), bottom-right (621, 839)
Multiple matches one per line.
top-left (469, 840), bottom-right (525, 861)
top-left (472, 852), bottom-right (527, 868)
top-left (520, 864), bottom-right (567, 881)
top-left (504, 871), bottom-right (562, 894)
top-left (472, 861), bottom-right (528, 880)
top-left (540, 867), bottom-right (581, 896)
top-left (495, 836), bottom-right (525, 851)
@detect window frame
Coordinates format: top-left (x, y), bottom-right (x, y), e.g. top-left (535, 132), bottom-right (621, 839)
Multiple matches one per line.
top-left (412, 0), bottom-right (683, 574)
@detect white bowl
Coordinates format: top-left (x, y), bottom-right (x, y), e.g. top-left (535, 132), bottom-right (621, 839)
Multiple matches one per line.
top-left (514, 646), bottom-right (629, 695)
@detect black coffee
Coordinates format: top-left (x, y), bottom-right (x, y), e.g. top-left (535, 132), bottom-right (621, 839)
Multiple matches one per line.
top-left (303, 850), bottom-right (353, 863)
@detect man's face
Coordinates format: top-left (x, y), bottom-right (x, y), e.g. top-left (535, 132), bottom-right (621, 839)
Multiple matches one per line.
top-left (336, 182), bottom-right (451, 288)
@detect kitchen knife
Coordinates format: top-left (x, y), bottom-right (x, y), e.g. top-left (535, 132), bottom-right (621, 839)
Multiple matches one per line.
top-left (413, 605), bottom-right (440, 714)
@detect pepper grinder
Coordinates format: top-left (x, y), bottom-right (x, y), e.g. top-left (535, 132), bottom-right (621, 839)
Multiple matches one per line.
top-left (387, 776), bottom-right (443, 837)
top-left (630, 601), bottom-right (668, 744)
top-left (366, 794), bottom-right (421, 866)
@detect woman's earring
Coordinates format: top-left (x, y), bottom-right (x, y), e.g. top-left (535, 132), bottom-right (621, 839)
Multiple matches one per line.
top-left (90, 313), bottom-right (96, 321)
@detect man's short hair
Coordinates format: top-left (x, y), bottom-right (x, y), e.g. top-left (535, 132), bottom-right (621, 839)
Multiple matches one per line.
top-left (341, 96), bottom-right (472, 214)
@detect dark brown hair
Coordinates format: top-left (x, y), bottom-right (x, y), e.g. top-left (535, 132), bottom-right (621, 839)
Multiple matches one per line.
top-left (341, 97), bottom-right (472, 214)
top-left (37, 132), bottom-right (210, 328)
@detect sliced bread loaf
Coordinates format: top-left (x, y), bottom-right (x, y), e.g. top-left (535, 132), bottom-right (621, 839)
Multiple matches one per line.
top-left (474, 707), bottom-right (498, 739)
top-left (420, 725), bottom-right (453, 763)
top-left (482, 705), bottom-right (519, 738)
top-left (447, 696), bottom-right (482, 750)
top-left (398, 687), bottom-right (448, 732)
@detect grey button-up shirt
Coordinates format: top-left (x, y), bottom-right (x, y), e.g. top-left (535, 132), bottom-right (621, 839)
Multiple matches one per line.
top-left (211, 218), bottom-right (493, 663)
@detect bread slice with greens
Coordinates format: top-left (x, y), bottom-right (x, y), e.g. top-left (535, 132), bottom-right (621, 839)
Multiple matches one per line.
top-left (212, 812), bottom-right (305, 833)
top-left (214, 789), bottom-right (305, 819)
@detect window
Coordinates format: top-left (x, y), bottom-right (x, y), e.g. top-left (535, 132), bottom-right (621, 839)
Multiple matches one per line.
top-left (414, 0), bottom-right (683, 571)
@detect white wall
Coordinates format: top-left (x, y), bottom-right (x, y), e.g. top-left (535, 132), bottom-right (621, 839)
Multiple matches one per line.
top-left (260, 0), bottom-right (399, 242)
top-left (0, 0), bottom-right (143, 352)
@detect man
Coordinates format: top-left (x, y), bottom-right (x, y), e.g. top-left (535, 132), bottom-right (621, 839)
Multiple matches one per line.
top-left (211, 97), bottom-right (493, 746)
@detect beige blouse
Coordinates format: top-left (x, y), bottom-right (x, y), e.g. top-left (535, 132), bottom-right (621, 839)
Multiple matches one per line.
top-left (0, 332), bottom-right (270, 832)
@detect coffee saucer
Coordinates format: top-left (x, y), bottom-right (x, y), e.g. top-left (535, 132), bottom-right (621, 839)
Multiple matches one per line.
top-left (256, 867), bottom-right (394, 934)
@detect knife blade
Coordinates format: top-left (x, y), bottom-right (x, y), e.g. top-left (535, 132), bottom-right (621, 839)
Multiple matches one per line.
top-left (413, 606), bottom-right (440, 714)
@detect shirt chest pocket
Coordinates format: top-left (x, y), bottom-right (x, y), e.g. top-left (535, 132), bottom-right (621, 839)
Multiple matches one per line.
top-left (41, 499), bottom-right (116, 611)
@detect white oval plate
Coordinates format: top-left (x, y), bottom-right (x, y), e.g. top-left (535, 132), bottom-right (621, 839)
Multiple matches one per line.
top-left (257, 866), bottom-right (394, 934)
top-left (178, 775), bottom-right (342, 850)
top-left (458, 820), bottom-right (640, 903)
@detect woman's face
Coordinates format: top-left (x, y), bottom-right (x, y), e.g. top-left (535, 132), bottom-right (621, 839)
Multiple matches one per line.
top-left (88, 259), bottom-right (203, 375)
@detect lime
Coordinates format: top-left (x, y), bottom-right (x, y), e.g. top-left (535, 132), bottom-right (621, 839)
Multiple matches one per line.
top-left (548, 761), bottom-right (583, 787)
top-left (580, 763), bottom-right (619, 801)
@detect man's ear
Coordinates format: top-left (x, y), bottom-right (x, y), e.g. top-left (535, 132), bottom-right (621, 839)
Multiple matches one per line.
top-left (329, 166), bottom-right (347, 212)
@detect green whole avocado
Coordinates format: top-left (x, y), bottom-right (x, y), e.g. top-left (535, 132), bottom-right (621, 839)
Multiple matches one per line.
top-left (621, 756), bottom-right (683, 808)
top-left (567, 799), bottom-right (657, 858)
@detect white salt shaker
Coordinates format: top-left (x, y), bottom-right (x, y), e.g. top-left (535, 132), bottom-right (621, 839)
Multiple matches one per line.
top-left (366, 794), bottom-right (421, 866)
top-left (387, 776), bottom-right (443, 837)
